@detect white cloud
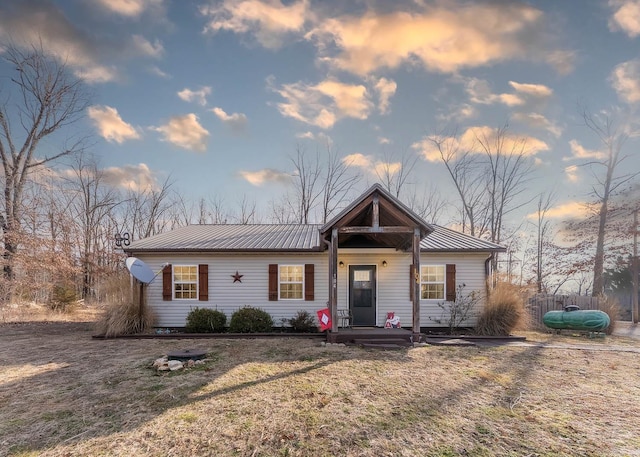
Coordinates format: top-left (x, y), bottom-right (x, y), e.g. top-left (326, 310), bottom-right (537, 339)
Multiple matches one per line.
top-left (609, 0), bottom-right (640, 37)
top-left (565, 165), bottom-right (579, 183)
top-left (465, 78), bottom-right (552, 107)
top-left (239, 168), bottom-right (292, 186)
top-left (211, 107), bottom-right (248, 131)
top-left (508, 81), bottom-right (553, 98)
top-left (177, 87), bottom-right (212, 106)
top-left (373, 77), bottom-right (397, 114)
top-left (271, 77), bottom-right (372, 129)
top-left (132, 35), bottom-right (164, 59)
top-left (513, 112), bottom-right (562, 137)
top-left (201, 0), bottom-right (309, 49)
top-left (378, 137), bottom-right (391, 145)
top-left (413, 126), bottom-right (549, 162)
top-left (526, 200), bottom-right (589, 220)
top-left (93, 0), bottom-right (164, 18)
top-left (436, 103), bottom-right (477, 122)
top-left (342, 153), bottom-right (401, 177)
top-left (102, 163), bottom-right (159, 192)
top-left (565, 140), bottom-right (606, 161)
top-left (152, 114), bottom-right (209, 152)
top-left (308, 2), bottom-right (560, 76)
top-left (87, 105), bottom-right (141, 144)
top-left (149, 66), bottom-right (171, 79)
top-left (610, 59), bottom-right (640, 104)
top-left (296, 131), bottom-right (315, 139)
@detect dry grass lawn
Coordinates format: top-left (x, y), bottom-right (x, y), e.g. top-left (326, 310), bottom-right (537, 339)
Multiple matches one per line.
top-left (1, 312), bottom-right (640, 456)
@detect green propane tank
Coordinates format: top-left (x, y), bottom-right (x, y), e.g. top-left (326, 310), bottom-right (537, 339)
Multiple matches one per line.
top-left (543, 307), bottom-right (610, 332)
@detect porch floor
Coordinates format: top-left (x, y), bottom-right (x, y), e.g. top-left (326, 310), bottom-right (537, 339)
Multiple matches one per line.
top-left (328, 327), bottom-right (415, 346)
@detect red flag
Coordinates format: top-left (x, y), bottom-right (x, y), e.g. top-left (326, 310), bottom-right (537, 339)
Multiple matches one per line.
top-left (316, 308), bottom-right (332, 331)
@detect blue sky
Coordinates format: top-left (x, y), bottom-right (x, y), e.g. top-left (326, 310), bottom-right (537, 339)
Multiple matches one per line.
top-left (0, 0), bottom-right (639, 229)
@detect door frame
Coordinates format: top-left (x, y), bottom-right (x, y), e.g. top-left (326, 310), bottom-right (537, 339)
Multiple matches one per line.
top-left (347, 264), bottom-right (378, 326)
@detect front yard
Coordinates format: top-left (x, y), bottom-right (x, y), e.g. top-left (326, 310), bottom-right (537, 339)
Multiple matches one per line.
top-left (1, 319), bottom-right (640, 456)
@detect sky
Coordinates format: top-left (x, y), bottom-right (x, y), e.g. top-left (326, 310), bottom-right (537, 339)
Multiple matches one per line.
top-left (0, 0), bottom-right (639, 231)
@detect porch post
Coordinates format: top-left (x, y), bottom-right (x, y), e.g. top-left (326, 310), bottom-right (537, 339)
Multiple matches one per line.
top-left (330, 227), bottom-right (338, 333)
top-left (412, 227), bottom-right (421, 341)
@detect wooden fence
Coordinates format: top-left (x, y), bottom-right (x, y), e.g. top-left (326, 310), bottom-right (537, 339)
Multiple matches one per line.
top-left (526, 294), bottom-right (602, 328)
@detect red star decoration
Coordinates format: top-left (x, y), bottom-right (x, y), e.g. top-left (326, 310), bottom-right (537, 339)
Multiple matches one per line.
top-left (231, 271), bottom-right (243, 283)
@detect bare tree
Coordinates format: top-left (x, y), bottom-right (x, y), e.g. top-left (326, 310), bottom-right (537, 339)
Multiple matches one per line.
top-left (290, 145), bottom-right (322, 224)
top-left (233, 194), bottom-right (258, 224)
top-left (579, 108), bottom-right (639, 296)
top-left (320, 144), bottom-right (361, 223)
top-left (0, 42), bottom-right (90, 280)
top-left (375, 149), bottom-right (418, 199)
top-left (532, 192), bottom-right (556, 293)
top-left (120, 178), bottom-right (173, 240)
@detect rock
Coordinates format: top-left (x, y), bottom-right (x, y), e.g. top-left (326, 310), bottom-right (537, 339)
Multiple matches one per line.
top-left (168, 360), bottom-right (184, 371)
top-left (157, 364), bottom-right (170, 371)
top-left (153, 357), bottom-right (168, 368)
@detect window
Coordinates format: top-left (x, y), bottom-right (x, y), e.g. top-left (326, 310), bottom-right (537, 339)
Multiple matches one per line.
top-left (279, 265), bottom-right (303, 300)
top-left (173, 265), bottom-right (198, 299)
top-left (420, 265), bottom-right (445, 300)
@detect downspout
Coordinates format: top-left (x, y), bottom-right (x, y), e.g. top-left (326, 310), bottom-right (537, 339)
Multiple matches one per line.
top-left (484, 253), bottom-right (494, 299)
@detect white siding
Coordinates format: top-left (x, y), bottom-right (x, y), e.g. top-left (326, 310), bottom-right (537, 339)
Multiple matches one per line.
top-left (138, 250), bottom-right (490, 329)
top-left (138, 253), bottom-right (328, 327)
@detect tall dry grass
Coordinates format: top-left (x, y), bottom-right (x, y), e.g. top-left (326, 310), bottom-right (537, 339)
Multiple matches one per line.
top-left (94, 271), bottom-right (155, 337)
top-left (599, 295), bottom-right (621, 335)
top-left (475, 283), bottom-right (527, 336)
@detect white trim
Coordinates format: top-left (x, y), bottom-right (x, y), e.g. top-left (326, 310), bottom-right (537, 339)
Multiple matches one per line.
top-left (173, 264), bottom-right (198, 300)
top-left (278, 264), bottom-right (305, 300)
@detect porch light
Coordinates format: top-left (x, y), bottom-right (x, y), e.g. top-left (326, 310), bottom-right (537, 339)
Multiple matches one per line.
top-left (382, 260), bottom-right (388, 267)
top-left (339, 261), bottom-right (345, 268)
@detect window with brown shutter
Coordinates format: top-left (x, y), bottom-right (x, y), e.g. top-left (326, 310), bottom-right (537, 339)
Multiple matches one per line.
top-left (162, 264), bottom-right (172, 301)
top-left (198, 264), bottom-right (208, 301)
top-left (268, 264), bottom-right (278, 301)
top-left (304, 264), bottom-right (314, 301)
top-left (446, 264), bottom-right (456, 302)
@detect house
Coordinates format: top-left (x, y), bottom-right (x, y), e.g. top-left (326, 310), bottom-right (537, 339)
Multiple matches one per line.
top-left (124, 184), bottom-right (505, 339)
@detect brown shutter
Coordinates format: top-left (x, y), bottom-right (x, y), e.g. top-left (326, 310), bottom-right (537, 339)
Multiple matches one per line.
top-left (446, 264), bottom-right (456, 302)
top-left (268, 264), bottom-right (278, 301)
top-left (198, 264), bottom-right (208, 301)
top-left (304, 264), bottom-right (314, 301)
top-left (162, 264), bottom-right (172, 301)
top-left (410, 264), bottom-right (415, 301)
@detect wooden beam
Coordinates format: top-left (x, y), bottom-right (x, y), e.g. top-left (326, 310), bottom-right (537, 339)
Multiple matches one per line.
top-left (372, 194), bottom-right (379, 229)
top-left (338, 226), bottom-right (413, 234)
top-left (330, 228), bottom-right (339, 333)
top-left (412, 227), bottom-right (421, 341)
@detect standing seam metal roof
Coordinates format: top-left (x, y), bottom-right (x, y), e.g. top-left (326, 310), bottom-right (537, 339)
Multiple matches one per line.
top-left (125, 223), bottom-right (505, 253)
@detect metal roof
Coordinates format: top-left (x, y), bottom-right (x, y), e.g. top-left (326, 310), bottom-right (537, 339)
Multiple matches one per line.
top-left (126, 224), bottom-right (323, 252)
top-left (421, 225), bottom-right (506, 252)
top-left (126, 223), bottom-right (505, 253)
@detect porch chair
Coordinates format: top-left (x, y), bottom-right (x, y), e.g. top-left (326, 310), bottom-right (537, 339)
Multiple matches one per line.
top-left (337, 309), bottom-right (353, 328)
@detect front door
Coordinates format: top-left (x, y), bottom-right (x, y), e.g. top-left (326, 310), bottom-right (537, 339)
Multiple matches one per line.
top-left (349, 265), bottom-right (377, 326)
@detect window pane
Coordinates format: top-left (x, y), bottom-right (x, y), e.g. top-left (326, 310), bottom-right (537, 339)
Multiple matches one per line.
top-left (280, 266), bottom-right (303, 282)
top-left (421, 284), bottom-right (444, 300)
top-left (173, 266), bottom-right (197, 299)
top-left (280, 283), bottom-right (302, 300)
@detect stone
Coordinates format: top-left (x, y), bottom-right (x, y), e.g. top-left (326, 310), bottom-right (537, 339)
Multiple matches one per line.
top-left (168, 360), bottom-right (184, 371)
top-left (153, 357), bottom-right (168, 368)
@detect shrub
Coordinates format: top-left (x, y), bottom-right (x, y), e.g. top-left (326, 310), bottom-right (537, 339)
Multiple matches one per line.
top-left (229, 306), bottom-right (273, 333)
top-left (599, 295), bottom-right (621, 335)
top-left (49, 284), bottom-right (78, 312)
top-left (288, 310), bottom-right (318, 333)
top-left (185, 308), bottom-right (226, 333)
top-left (475, 283), bottom-right (525, 336)
top-left (430, 284), bottom-right (481, 334)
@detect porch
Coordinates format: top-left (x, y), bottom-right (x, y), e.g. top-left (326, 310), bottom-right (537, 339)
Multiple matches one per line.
top-left (327, 327), bottom-right (415, 347)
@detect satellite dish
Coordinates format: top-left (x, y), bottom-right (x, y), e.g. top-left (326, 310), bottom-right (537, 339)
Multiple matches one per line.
top-left (125, 257), bottom-right (155, 284)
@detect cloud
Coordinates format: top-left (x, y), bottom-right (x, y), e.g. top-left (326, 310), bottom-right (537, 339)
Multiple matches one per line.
top-left (102, 163), bottom-right (159, 192)
top-left (378, 137), bottom-right (391, 144)
top-left (296, 131), bottom-right (315, 139)
top-left (93, 0), bottom-right (164, 17)
top-left (436, 103), bottom-right (477, 122)
top-left (308, 2), bottom-right (565, 76)
top-left (177, 87), bottom-right (212, 106)
top-left (372, 77), bottom-right (397, 114)
top-left (152, 114), bottom-right (209, 151)
top-left (465, 78), bottom-right (524, 106)
top-left (508, 81), bottom-right (553, 98)
top-left (609, 0), bottom-right (640, 37)
top-left (131, 35), bottom-right (164, 58)
top-left (413, 126), bottom-right (549, 162)
top-left (342, 153), bottom-right (401, 177)
top-left (610, 59), bottom-right (640, 104)
top-left (211, 107), bottom-right (248, 131)
top-left (149, 65), bottom-right (171, 79)
top-left (271, 77), bottom-right (372, 129)
top-left (527, 200), bottom-right (589, 220)
top-left (201, 0), bottom-right (309, 49)
top-left (565, 139), bottom-right (606, 161)
top-left (88, 105), bottom-right (141, 144)
top-left (513, 112), bottom-right (562, 137)
top-left (239, 168), bottom-right (292, 186)
top-left (565, 165), bottom-right (579, 183)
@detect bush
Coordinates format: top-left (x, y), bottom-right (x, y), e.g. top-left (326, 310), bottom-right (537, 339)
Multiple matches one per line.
top-left (599, 295), bottom-right (621, 335)
top-left (288, 310), bottom-right (318, 333)
top-left (95, 275), bottom-right (155, 337)
top-left (49, 284), bottom-right (78, 312)
top-left (475, 283), bottom-right (526, 336)
top-left (185, 308), bottom-right (226, 333)
top-left (229, 306), bottom-right (273, 333)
